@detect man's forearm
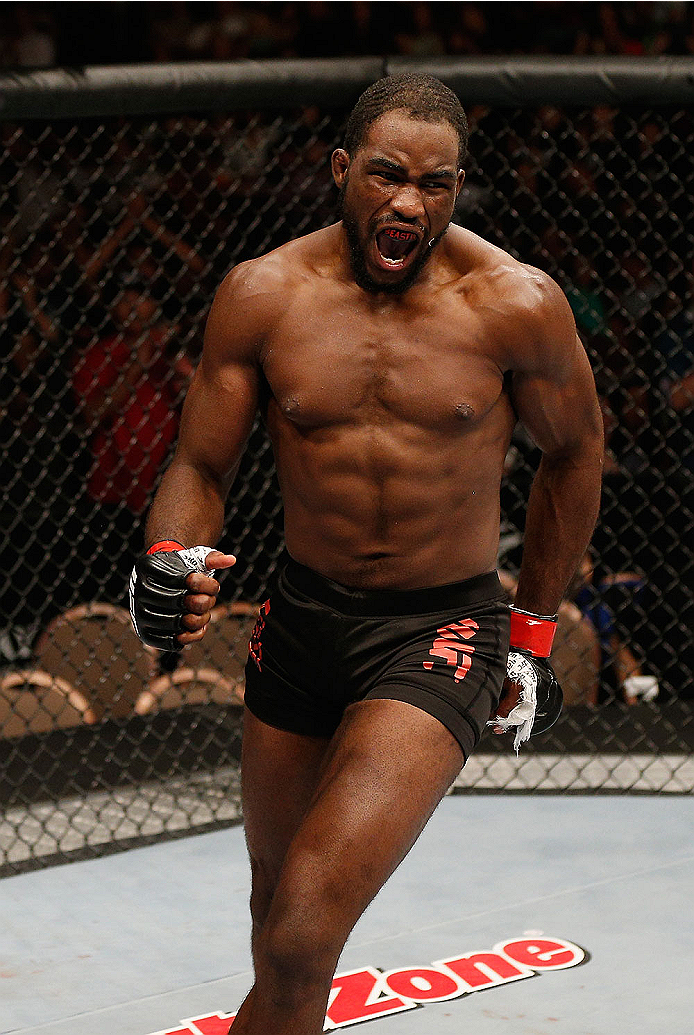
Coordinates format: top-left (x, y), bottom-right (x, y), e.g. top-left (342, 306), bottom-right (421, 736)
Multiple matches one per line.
top-left (514, 447), bottom-right (603, 616)
top-left (144, 457), bottom-right (229, 549)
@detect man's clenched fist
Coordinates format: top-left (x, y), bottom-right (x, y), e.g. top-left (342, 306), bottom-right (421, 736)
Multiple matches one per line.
top-left (129, 543), bottom-right (236, 651)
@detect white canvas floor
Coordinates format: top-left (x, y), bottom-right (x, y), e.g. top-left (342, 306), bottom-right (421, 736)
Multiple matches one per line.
top-left (3, 793), bottom-right (693, 1035)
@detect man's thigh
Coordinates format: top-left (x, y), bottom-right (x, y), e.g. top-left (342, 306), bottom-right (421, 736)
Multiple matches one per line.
top-left (241, 708), bottom-right (331, 878)
top-left (266, 697), bottom-right (465, 930)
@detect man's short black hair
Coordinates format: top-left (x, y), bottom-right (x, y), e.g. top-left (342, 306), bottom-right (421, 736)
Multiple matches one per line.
top-left (343, 73), bottom-right (469, 169)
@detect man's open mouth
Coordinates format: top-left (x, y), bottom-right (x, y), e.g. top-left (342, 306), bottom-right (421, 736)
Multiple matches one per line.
top-left (374, 226), bottom-right (420, 269)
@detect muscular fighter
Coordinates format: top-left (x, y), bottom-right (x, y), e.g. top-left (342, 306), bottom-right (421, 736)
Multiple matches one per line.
top-left (130, 74), bottom-right (604, 1034)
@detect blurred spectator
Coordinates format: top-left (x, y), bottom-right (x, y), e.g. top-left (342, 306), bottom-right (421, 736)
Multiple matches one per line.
top-left (72, 286), bottom-right (186, 517)
top-left (448, 4), bottom-right (490, 55)
top-left (153, 2), bottom-right (298, 61)
top-left (598, 0), bottom-right (689, 55)
top-left (3, 1), bottom-right (694, 69)
top-left (569, 551), bottom-right (658, 705)
top-left (76, 189), bottom-right (208, 324)
top-left (2, 3), bottom-right (57, 68)
top-left (245, 4), bottom-right (296, 59)
top-left (620, 250), bottom-right (666, 326)
top-left (669, 367), bottom-right (694, 420)
top-left (395, 3), bottom-right (446, 57)
top-left (180, 5), bottom-right (240, 60)
top-left (565, 254), bottom-right (608, 338)
top-left (150, 2), bottom-right (198, 61)
top-left (653, 288), bottom-right (694, 419)
top-left (71, 286), bottom-right (192, 602)
top-left (348, 2), bottom-right (394, 56)
top-left (530, 1), bottom-right (597, 54)
top-left (496, 566), bottom-right (600, 708)
top-left (0, 232), bottom-right (86, 625)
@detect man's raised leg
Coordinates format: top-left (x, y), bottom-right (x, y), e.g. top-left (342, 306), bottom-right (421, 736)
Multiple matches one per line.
top-left (231, 697), bottom-right (465, 1034)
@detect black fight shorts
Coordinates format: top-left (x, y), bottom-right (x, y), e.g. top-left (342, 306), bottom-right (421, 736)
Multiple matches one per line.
top-left (244, 559), bottom-right (510, 761)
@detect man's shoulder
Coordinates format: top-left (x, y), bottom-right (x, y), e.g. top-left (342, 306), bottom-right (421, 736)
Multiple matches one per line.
top-left (446, 227), bottom-right (577, 373)
top-left (204, 228), bottom-right (339, 355)
top-left (447, 226), bottom-right (566, 318)
top-left (218, 226), bottom-right (336, 305)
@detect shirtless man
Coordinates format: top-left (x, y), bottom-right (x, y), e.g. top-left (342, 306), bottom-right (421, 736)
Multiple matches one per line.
top-left (129, 74), bottom-right (604, 1034)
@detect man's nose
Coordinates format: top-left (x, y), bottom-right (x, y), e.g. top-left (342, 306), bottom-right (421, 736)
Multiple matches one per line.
top-left (390, 184), bottom-right (425, 221)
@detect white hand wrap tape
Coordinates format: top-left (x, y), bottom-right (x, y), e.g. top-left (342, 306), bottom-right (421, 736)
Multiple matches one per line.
top-left (176, 546), bottom-right (216, 574)
top-left (488, 651), bottom-right (538, 753)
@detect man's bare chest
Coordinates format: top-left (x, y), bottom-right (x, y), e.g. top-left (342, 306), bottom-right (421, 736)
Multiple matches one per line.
top-left (261, 301), bottom-right (506, 432)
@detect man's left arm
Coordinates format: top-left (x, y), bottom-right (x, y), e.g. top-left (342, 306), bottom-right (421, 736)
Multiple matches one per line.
top-left (510, 279), bottom-right (604, 617)
top-left (490, 274), bottom-right (604, 745)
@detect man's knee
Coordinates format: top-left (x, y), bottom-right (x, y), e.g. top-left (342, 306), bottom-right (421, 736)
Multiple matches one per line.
top-left (259, 911), bottom-right (340, 992)
top-left (249, 854), bottom-right (279, 932)
top-left (256, 867), bottom-right (351, 989)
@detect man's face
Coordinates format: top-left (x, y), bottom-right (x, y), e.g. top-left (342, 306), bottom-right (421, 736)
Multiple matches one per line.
top-left (332, 110), bottom-right (464, 294)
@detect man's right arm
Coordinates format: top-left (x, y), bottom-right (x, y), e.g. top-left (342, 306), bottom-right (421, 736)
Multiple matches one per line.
top-left (130, 265), bottom-right (266, 649)
top-left (145, 265), bottom-right (262, 550)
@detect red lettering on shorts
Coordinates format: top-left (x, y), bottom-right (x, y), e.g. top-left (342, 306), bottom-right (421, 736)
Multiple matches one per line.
top-left (248, 599), bottom-right (270, 671)
top-left (422, 618), bottom-right (478, 681)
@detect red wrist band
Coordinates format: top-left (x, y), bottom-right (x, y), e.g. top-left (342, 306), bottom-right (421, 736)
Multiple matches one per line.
top-left (147, 540), bottom-right (184, 555)
top-left (509, 606), bottom-right (558, 658)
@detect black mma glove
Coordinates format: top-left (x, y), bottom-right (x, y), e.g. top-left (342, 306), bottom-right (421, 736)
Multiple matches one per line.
top-left (489, 606), bottom-right (564, 751)
top-left (129, 540), bottom-right (217, 651)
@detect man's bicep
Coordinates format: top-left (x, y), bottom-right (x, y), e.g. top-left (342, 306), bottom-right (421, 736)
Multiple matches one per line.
top-left (175, 276), bottom-right (261, 488)
top-left (511, 336), bottom-right (603, 459)
top-left (176, 356), bottom-right (259, 487)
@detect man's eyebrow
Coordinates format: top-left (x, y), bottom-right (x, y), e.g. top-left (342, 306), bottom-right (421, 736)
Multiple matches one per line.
top-left (366, 156), bottom-right (458, 182)
top-left (366, 157), bottom-right (405, 173)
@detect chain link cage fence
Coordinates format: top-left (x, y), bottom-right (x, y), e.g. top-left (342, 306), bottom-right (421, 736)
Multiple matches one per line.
top-left (1, 58), bottom-right (692, 874)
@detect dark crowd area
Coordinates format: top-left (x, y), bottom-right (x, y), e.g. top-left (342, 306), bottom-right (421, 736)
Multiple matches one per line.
top-left (2, 1), bottom-right (694, 68)
top-left (0, 7), bottom-right (692, 714)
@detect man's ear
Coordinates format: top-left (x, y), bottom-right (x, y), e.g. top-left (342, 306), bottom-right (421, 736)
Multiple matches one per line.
top-left (456, 169), bottom-right (466, 195)
top-left (331, 148), bottom-right (350, 188)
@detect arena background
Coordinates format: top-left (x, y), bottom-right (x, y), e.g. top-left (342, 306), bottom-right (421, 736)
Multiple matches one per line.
top-left (1, 46), bottom-right (693, 874)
